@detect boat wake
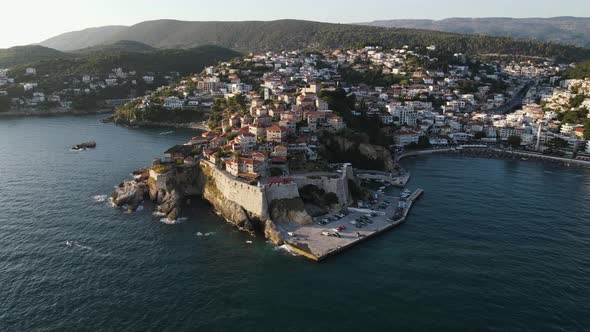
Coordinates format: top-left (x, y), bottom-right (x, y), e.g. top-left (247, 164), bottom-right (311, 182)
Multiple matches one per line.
top-left (196, 232), bottom-right (215, 237)
top-left (159, 131), bottom-right (174, 135)
top-left (65, 241), bottom-right (93, 251)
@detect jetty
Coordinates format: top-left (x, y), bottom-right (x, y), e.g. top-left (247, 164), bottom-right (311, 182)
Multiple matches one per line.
top-left (282, 189), bottom-right (424, 261)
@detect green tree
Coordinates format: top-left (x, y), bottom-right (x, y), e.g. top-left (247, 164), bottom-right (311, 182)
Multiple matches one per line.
top-left (569, 94), bottom-right (587, 108)
top-left (0, 96), bottom-right (10, 112)
top-left (548, 137), bottom-right (568, 149)
top-left (584, 120), bottom-right (590, 140)
top-left (507, 135), bottom-right (522, 148)
top-left (560, 111), bottom-right (583, 125)
top-left (474, 131), bottom-right (486, 139)
top-left (417, 136), bottom-right (431, 149)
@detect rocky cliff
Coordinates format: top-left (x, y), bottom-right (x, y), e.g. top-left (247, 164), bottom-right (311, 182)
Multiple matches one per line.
top-left (112, 160), bottom-right (298, 246)
top-left (321, 134), bottom-right (396, 172)
top-left (197, 161), bottom-right (289, 245)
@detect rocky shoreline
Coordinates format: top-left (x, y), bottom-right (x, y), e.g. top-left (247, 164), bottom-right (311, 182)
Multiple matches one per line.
top-left (106, 117), bottom-right (209, 130)
top-left (0, 107), bottom-right (113, 117)
top-left (110, 161), bottom-right (291, 245)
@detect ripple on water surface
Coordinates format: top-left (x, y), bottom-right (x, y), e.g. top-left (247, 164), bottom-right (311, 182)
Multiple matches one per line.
top-left (1, 116), bottom-right (590, 330)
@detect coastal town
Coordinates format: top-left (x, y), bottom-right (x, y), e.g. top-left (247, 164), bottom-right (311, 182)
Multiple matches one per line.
top-left (6, 43), bottom-right (590, 259)
top-left (108, 45), bottom-right (590, 260)
top-left (0, 65), bottom-right (180, 113)
top-left (115, 45), bottom-right (590, 164)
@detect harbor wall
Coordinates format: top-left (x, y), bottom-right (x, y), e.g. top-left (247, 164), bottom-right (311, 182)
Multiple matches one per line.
top-left (398, 147), bottom-right (590, 167)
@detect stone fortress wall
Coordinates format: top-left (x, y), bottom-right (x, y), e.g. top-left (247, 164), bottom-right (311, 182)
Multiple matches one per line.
top-left (264, 182), bottom-right (301, 204)
top-left (200, 161), bottom-right (355, 219)
top-left (200, 160), bottom-right (268, 218)
top-left (291, 165), bottom-right (354, 206)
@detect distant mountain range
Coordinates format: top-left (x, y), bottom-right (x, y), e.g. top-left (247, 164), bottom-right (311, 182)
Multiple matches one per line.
top-left (360, 17), bottom-right (590, 48)
top-left (32, 19), bottom-right (590, 63)
top-left (1, 18), bottom-right (590, 73)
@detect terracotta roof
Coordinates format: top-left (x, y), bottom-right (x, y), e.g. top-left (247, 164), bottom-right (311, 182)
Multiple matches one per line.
top-left (238, 173), bottom-right (260, 180)
top-left (268, 124), bottom-right (283, 132)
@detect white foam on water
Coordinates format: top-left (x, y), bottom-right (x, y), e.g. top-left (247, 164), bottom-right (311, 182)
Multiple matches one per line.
top-left (160, 217), bottom-right (187, 225)
top-left (93, 194), bottom-right (108, 203)
top-left (278, 244), bottom-right (300, 256)
top-left (136, 205), bottom-right (144, 212)
top-left (153, 211), bottom-right (166, 217)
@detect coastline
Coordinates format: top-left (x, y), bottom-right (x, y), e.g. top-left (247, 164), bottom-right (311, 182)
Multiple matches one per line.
top-left (397, 146), bottom-right (590, 168)
top-left (0, 107), bottom-right (114, 118)
top-left (123, 120), bottom-right (209, 131)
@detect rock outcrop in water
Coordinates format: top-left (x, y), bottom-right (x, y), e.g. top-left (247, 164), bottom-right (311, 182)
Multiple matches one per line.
top-left (113, 153), bottom-right (358, 248)
top-left (111, 180), bottom-right (149, 212)
top-left (112, 160), bottom-right (303, 246)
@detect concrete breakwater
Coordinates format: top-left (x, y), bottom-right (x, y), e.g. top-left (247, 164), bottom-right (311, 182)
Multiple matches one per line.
top-left (284, 189), bottom-right (424, 261)
top-left (398, 147), bottom-right (590, 168)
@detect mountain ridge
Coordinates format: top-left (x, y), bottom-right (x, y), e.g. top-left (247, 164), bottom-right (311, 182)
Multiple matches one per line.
top-left (34, 19), bottom-right (590, 62)
top-left (360, 17), bottom-right (590, 48)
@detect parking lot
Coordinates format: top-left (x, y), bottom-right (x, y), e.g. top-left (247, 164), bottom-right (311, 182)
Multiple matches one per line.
top-left (279, 192), bottom-right (405, 259)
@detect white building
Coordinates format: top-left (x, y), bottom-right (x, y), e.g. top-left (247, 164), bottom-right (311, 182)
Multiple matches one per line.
top-left (25, 67), bottom-right (36, 75)
top-left (388, 105), bottom-right (418, 127)
top-left (163, 96), bottom-right (184, 110)
top-left (395, 130), bottom-right (420, 146)
top-left (142, 76), bottom-right (155, 84)
top-left (31, 92), bottom-right (45, 103)
top-left (23, 83), bottom-right (37, 91)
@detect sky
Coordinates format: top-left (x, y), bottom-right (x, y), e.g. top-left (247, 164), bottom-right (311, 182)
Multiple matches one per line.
top-left (2, 0), bottom-right (590, 48)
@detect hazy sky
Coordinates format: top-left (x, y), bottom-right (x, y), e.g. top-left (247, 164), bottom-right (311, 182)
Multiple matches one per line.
top-left (2, 0), bottom-right (589, 48)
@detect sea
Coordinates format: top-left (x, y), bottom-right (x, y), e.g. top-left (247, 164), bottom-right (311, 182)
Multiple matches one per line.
top-left (1, 115), bottom-right (589, 331)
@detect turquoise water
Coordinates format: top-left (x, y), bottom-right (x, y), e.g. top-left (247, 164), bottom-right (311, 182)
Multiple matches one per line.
top-left (1, 115), bottom-right (589, 331)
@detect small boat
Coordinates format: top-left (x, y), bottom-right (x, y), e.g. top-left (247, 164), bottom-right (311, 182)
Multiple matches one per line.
top-left (71, 141), bottom-right (96, 150)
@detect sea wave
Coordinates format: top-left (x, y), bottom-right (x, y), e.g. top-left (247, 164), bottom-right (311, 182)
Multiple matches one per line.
top-left (277, 244), bottom-right (299, 256)
top-left (160, 217), bottom-right (187, 225)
